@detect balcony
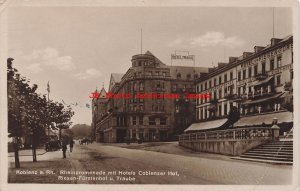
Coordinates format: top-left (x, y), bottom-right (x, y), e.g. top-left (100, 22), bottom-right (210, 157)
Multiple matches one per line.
top-left (255, 73), bottom-right (267, 81)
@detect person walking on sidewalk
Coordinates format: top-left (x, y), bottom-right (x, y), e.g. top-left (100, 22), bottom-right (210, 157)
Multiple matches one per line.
top-left (61, 138), bottom-right (68, 159)
top-left (69, 138), bottom-right (74, 152)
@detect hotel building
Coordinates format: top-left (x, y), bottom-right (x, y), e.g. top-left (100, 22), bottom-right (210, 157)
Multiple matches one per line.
top-left (186, 35), bottom-right (293, 133)
top-left (92, 51), bottom-right (209, 143)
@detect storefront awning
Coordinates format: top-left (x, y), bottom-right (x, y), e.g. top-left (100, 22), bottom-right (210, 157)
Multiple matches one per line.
top-left (184, 118), bottom-right (227, 133)
top-left (241, 92), bottom-right (284, 105)
top-left (233, 111), bottom-right (293, 127)
top-left (248, 76), bottom-right (273, 87)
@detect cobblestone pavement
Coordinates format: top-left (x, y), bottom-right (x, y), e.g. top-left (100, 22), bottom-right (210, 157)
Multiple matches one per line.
top-left (82, 143), bottom-right (292, 184)
top-left (8, 142), bottom-right (292, 184)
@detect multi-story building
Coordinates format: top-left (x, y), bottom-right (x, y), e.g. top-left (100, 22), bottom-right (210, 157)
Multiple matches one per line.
top-left (92, 51), bottom-right (209, 143)
top-left (187, 35), bottom-right (293, 133)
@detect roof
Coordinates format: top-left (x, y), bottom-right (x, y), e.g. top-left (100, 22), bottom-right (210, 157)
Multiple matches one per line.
top-left (145, 50), bottom-right (166, 67)
top-left (184, 118), bottom-right (227, 133)
top-left (241, 92), bottom-right (284, 105)
top-left (99, 87), bottom-right (107, 99)
top-left (195, 35), bottom-right (293, 83)
top-left (111, 73), bottom-right (124, 83)
top-left (233, 111), bottom-right (293, 127)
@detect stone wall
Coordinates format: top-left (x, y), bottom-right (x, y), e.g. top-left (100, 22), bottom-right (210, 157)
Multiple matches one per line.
top-left (179, 139), bottom-right (270, 156)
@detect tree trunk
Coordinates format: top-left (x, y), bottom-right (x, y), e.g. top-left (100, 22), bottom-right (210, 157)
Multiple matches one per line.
top-left (13, 137), bottom-right (20, 168)
top-left (32, 134), bottom-right (37, 162)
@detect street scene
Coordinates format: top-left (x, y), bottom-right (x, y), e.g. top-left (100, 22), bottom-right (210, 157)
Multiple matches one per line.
top-left (8, 142), bottom-right (292, 184)
top-left (3, 1), bottom-right (296, 188)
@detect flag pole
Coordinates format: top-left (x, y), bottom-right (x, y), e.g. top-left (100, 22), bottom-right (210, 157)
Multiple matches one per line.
top-left (47, 81), bottom-right (50, 137)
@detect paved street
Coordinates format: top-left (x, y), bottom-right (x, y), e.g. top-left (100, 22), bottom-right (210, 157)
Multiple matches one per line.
top-left (8, 142), bottom-right (292, 184)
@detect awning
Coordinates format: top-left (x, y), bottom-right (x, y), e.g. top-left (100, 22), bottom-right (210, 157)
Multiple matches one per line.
top-left (248, 76), bottom-right (273, 87)
top-left (184, 118), bottom-right (227, 133)
top-left (234, 111), bottom-right (293, 127)
top-left (241, 92), bottom-right (284, 105)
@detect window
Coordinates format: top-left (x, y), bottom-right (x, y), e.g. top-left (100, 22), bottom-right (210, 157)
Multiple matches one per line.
top-left (254, 65), bottom-right (258, 76)
top-left (160, 117), bottom-right (167, 125)
top-left (204, 82), bottom-right (207, 90)
top-left (196, 85), bottom-right (199, 93)
top-left (138, 61), bottom-right (142, 66)
top-left (139, 105), bottom-right (143, 111)
top-left (243, 69), bottom-right (246, 79)
top-left (194, 74), bottom-right (199, 79)
top-left (133, 116), bottom-right (137, 125)
top-left (270, 59), bottom-right (275, 70)
top-left (219, 89), bottom-right (222, 99)
top-left (209, 81), bottom-right (211, 88)
top-left (139, 81), bottom-right (144, 91)
top-left (177, 73), bottom-right (181, 79)
top-left (155, 71), bottom-right (159, 76)
top-left (200, 84), bottom-right (203, 92)
top-left (219, 76), bottom-right (222, 84)
top-left (139, 116), bottom-right (143, 125)
top-left (248, 67), bottom-right (252, 77)
top-left (277, 75), bottom-right (281, 86)
top-left (230, 71), bottom-right (233, 80)
top-left (149, 117), bottom-right (155, 125)
top-left (162, 72), bottom-right (166, 77)
top-left (214, 78), bottom-right (217, 86)
top-left (187, 74), bottom-right (191, 79)
top-left (277, 56), bottom-right (282, 67)
top-left (224, 104), bottom-right (228, 115)
top-left (213, 91), bottom-right (217, 99)
top-left (238, 71), bottom-right (241, 81)
top-left (224, 74), bottom-right (227, 82)
top-left (262, 62), bottom-right (266, 74)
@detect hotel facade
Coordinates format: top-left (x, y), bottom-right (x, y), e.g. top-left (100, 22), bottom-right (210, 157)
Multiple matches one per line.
top-left (92, 51), bottom-right (208, 143)
top-left (187, 35), bottom-right (293, 133)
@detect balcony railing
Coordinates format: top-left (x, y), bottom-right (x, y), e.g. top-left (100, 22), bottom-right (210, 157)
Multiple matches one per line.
top-left (179, 127), bottom-right (272, 142)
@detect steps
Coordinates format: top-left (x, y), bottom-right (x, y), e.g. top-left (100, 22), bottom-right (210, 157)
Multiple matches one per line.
top-left (232, 140), bottom-right (293, 165)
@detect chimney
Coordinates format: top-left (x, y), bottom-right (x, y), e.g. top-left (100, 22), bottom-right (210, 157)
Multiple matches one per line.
top-left (243, 52), bottom-right (253, 59)
top-left (271, 38), bottom-right (282, 46)
top-left (217, 62), bottom-right (227, 68)
top-left (254, 46), bottom-right (264, 53)
top-left (228, 57), bottom-right (238, 63)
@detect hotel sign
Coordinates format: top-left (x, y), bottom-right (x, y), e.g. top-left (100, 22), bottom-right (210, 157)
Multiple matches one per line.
top-left (171, 54), bottom-right (195, 60)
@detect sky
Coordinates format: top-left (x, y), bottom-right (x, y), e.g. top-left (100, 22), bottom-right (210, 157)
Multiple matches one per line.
top-left (7, 4), bottom-right (293, 125)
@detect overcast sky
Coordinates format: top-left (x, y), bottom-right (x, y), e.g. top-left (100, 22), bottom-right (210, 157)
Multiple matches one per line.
top-left (7, 4), bottom-right (292, 125)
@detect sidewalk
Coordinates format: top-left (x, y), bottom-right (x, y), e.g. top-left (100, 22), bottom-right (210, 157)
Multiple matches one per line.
top-left (8, 148), bottom-right (47, 157)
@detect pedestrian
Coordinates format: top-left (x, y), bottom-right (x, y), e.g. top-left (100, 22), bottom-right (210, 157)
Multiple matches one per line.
top-left (61, 138), bottom-right (67, 159)
top-left (70, 138), bottom-right (74, 152)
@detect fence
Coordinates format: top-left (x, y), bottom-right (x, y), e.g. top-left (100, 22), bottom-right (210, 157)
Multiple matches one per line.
top-left (179, 127), bottom-right (277, 156)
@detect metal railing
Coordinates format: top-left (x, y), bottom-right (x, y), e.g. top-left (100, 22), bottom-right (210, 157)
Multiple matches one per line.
top-left (179, 127), bottom-right (273, 142)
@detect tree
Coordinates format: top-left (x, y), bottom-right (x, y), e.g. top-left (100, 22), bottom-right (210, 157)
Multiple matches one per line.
top-left (7, 58), bottom-right (74, 166)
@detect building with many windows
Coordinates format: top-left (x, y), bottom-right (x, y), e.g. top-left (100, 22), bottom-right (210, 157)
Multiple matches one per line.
top-left (185, 35), bottom-right (293, 133)
top-left (92, 51), bottom-right (209, 143)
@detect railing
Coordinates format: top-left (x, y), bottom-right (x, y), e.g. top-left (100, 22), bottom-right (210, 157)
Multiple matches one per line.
top-left (179, 127), bottom-right (272, 142)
